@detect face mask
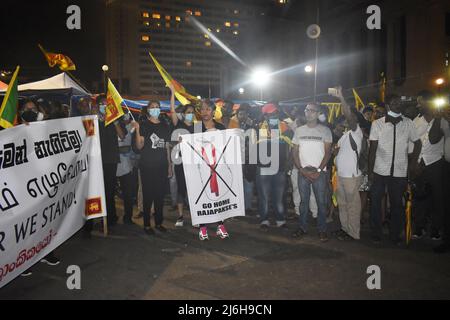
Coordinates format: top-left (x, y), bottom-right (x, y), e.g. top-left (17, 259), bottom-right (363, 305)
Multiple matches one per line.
top-left (21, 110), bottom-right (38, 123)
top-left (387, 110), bottom-right (402, 118)
top-left (36, 112), bottom-right (44, 122)
top-left (269, 119), bottom-right (279, 127)
top-left (148, 108), bottom-right (161, 118)
top-left (185, 114), bottom-right (194, 123)
top-left (318, 114), bottom-right (327, 123)
top-left (99, 104), bottom-right (107, 115)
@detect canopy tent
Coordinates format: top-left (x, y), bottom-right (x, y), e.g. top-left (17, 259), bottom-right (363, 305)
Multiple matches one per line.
top-left (0, 73), bottom-right (90, 109)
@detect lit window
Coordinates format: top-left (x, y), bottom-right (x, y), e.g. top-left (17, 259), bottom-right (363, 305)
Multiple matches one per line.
top-left (279, 0), bottom-right (288, 3)
top-left (205, 41), bottom-right (211, 47)
top-left (143, 21), bottom-right (150, 26)
top-left (157, 22), bottom-right (161, 27)
top-left (207, 28), bottom-right (212, 32)
top-left (233, 30), bottom-right (239, 35)
top-left (142, 12), bottom-right (149, 18)
top-left (152, 13), bottom-right (161, 19)
top-left (186, 10), bottom-right (193, 15)
top-left (234, 10), bottom-right (239, 14)
top-left (195, 11), bottom-right (202, 16)
top-left (225, 22), bottom-right (231, 27)
top-left (165, 15), bottom-right (171, 21)
top-left (204, 34), bottom-right (209, 39)
top-left (186, 61), bottom-right (192, 67)
top-left (176, 16), bottom-right (181, 22)
top-left (142, 35), bottom-right (150, 42)
top-left (216, 28), bottom-right (220, 33)
top-left (165, 22), bottom-right (170, 28)
top-left (234, 22), bottom-right (239, 27)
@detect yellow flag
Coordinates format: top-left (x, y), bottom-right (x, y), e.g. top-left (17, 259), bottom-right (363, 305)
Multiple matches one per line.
top-left (352, 89), bottom-right (365, 111)
top-left (149, 52), bottom-right (198, 106)
top-left (105, 79), bottom-right (125, 126)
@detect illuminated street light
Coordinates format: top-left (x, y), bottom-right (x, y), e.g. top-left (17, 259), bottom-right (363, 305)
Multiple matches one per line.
top-left (251, 67), bottom-right (271, 101)
top-left (305, 65), bottom-right (313, 73)
top-left (102, 65), bottom-right (109, 72)
top-left (436, 78), bottom-right (445, 86)
top-left (434, 97), bottom-right (447, 109)
top-left (239, 88), bottom-right (245, 94)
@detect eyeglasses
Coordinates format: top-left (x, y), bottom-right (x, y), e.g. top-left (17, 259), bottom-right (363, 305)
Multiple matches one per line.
top-left (305, 108), bottom-right (318, 113)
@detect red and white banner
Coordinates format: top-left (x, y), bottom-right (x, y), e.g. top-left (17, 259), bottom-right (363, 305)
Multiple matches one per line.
top-left (0, 116), bottom-right (106, 288)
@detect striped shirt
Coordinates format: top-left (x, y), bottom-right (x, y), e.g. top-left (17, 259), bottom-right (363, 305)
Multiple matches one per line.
top-left (369, 116), bottom-right (419, 178)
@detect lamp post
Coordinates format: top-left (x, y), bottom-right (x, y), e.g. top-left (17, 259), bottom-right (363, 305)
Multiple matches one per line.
top-left (102, 65), bottom-right (109, 95)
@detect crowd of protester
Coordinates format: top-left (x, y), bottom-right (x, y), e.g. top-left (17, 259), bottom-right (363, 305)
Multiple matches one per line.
top-left (3, 84), bottom-right (450, 281)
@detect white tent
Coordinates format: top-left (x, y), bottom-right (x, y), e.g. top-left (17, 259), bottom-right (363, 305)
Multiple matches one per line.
top-left (11, 73), bottom-right (89, 95)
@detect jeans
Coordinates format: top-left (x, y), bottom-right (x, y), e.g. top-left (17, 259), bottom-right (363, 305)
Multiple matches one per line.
top-left (256, 168), bottom-right (286, 222)
top-left (291, 168), bottom-right (318, 217)
top-left (298, 172), bottom-right (329, 233)
top-left (243, 178), bottom-right (254, 211)
top-left (370, 174), bottom-right (407, 240)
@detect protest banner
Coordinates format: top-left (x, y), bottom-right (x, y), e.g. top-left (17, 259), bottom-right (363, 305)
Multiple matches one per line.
top-left (0, 115), bottom-right (106, 288)
top-left (180, 129), bottom-right (245, 226)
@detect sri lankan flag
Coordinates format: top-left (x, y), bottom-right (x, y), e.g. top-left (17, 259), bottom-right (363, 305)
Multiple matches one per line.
top-left (38, 44), bottom-right (76, 72)
top-left (352, 89), bottom-right (365, 111)
top-left (149, 51), bottom-right (198, 106)
top-left (105, 79), bottom-right (125, 126)
top-left (0, 66), bottom-right (20, 129)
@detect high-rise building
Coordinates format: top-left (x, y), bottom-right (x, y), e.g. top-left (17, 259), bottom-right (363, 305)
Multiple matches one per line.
top-left (106, 0), bottom-right (266, 99)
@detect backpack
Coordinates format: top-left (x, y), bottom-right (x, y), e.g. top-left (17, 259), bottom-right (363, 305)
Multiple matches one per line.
top-left (348, 132), bottom-right (369, 175)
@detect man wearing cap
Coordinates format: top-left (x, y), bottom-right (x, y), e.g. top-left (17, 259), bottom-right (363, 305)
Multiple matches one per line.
top-left (256, 103), bottom-right (293, 231)
top-left (292, 103), bottom-right (333, 242)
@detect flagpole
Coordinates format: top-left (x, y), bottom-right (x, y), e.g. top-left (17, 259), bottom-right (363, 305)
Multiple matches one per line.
top-left (66, 70), bottom-right (92, 94)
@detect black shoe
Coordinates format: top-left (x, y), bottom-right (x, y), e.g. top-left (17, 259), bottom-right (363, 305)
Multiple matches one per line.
top-left (433, 243), bottom-right (450, 254)
top-left (260, 224), bottom-right (269, 232)
top-left (144, 227), bottom-right (155, 235)
top-left (412, 229), bottom-right (426, 240)
top-left (155, 225), bottom-right (167, 233)
top-left (21, 269), bottom-right (32, 277)
top-left (292, 228), bottom-right (306, 239)
top-left (41, 254), bottom-right (60, 266)
top-left (336, 230), bottom-right (347, 241)
top-left (431, 232), bottom-right (442, 241)
top-left (319, 232), bottom-right (329, 243)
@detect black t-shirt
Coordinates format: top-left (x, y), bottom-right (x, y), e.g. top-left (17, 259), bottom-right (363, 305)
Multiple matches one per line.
top-left (99, 121), bottom-right (120, 164)
top-left (138, 120), bottom-right (171, 169)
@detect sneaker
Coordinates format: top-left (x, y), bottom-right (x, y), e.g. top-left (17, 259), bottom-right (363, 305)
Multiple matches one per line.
top-left (155, 225), bottom-right (167, 233)
top-left (144, 227), bottom-right (155, 235)
top-left (21, 269), bottom-right (32, 277)
top-left (412, 229), bottom-right (426, 240)
top-left (319, 232), bottom-right (329, 243)
top-left (175, 218), bottom-right (184, 228)
top-left (217, 225), bottom-right (229, 239)
top-left (292, 228), bottom-right (306, 239)
top-left (431, 231), bottom-right (442, 241)
top-left (276, 221), bottom-right (287, 228)
top-left (41, 255), bottom-right (60, 266)
top-left (199, 227), bottom-right (209, 241)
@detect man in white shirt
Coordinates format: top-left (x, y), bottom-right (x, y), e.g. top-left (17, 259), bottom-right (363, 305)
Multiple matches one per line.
top-left (412, 91), bottom-right (450, 241)
top-left (292, 103), bottom-right (333, 242)
top-left (330, 87), bottom-right (364, 240)
top-left (369, 94), bottom-right (422, 244)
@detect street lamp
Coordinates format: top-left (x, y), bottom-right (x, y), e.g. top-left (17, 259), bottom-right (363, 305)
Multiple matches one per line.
top-left (239, 87), bottom-right (245, 95)
top-left (102, 65), bottom-right (109, 95)
top-left (436, 78), bottom-right (445, 86)
top-left (305, 65), bottom-right (313, 73)
top-left (251, 67), bottom-right (271, 101)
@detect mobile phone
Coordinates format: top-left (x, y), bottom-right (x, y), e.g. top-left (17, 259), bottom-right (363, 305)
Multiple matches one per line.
top-left (328, 88), bottom-right (338, 96)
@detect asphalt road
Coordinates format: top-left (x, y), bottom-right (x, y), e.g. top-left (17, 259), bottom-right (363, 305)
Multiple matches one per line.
top-left (1, 202), bottom-right (449, 300)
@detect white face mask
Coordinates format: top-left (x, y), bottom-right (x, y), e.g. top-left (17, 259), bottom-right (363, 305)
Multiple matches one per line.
top-left (387, 110), bottom-right (402, 118)
top-left (318, 114), bottom-right (327, 123)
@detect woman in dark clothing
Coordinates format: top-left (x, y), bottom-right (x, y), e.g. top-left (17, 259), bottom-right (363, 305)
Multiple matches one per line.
top-left (131, 100), bottom-right (172, 235)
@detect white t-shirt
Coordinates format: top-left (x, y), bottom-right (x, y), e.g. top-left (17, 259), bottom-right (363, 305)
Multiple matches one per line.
top-left (292, 124), bottom-right (333, 170)
top-left (336, 125), bottom-right (363, 178)
top-left (410, 116), bottom-right (450, 166)
top-left (116, 130), bottom-right (133, 177)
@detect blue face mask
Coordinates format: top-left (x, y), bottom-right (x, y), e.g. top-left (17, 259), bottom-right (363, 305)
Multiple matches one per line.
top-left (99, 104), bottom-right (107, 115)
top-left (269, 119), bottom-right (279, 127)
top-left (148, 108), bottom-right (161, 118)
top-left (185, 113), bottom-right (194, 123)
